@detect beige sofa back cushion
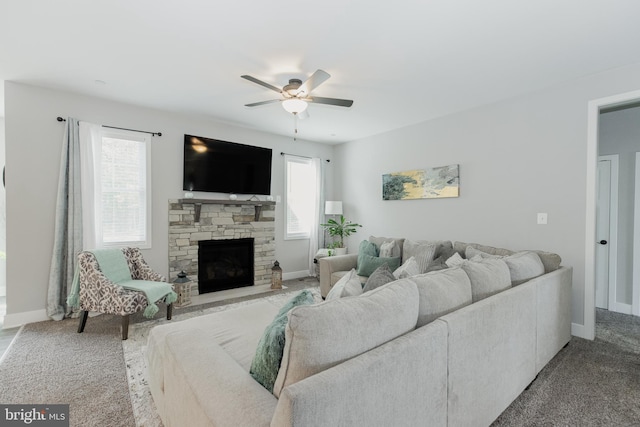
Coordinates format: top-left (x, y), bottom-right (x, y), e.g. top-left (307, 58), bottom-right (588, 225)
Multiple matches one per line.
top-left (408, 267), bottom-right (473, 327)
top-left (272, 279), bottom-right (419, 398)
top-left (455, 241), bottom-right (561, 273)
top-left (460, 258), bottom-right (512, 302)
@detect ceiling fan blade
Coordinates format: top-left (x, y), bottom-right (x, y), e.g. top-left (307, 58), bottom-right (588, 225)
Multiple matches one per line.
top-left (245, 99), bottom-right (281, 107)
top-left (297, 69), bottom-right (330, 96)
top-left (307, 96), bottom-right (353, 108)
top-left (241, 75), bottom-right (283, 94)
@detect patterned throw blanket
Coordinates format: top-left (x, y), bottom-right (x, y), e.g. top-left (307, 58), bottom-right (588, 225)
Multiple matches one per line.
top-left (67, 249), bottom-right (177, 318)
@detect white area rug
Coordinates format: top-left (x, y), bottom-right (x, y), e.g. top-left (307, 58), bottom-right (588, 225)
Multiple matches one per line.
top-left (122, 288), bottom-right (321, 427)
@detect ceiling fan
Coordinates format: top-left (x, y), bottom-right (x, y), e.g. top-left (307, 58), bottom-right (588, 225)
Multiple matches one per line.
top-left (241, 69), bottom-right (354, 119)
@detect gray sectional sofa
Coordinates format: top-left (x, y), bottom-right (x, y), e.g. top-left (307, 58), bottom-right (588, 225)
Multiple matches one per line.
top-left (146, 239), bottom-right (572, 427)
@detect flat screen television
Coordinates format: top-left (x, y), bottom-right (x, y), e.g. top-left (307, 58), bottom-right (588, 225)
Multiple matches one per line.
top-left (183, 135), bottom-right (272, 195)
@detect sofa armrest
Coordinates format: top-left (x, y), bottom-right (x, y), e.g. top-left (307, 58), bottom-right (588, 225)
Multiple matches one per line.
top-left (318, 254), bottom-right (358, 298)
top-left (163, 329), bottom-right (277, 427)
top-left (272, 320), bottom-right (448, 427)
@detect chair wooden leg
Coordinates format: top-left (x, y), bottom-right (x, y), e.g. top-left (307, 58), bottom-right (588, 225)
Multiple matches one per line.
top-left (167, 303), bottom-right (173, 321)
top-left (122, 315), bottom-right (130, 340)
top-left (77, 311), bottom-right (89, 333)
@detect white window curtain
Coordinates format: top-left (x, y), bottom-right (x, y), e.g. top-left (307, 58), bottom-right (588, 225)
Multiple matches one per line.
top-left (308, 157), bottom-right (324, 276)
top-left (79, 122), bottom-right (101, 249)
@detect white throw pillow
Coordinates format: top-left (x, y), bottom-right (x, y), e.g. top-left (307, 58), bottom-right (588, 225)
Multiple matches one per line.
top-left (326, 268), bottom-right (363, 300)
top-left (445, 252), bottom-right (465, 267)
top-left (393, 256), bottom-right (420, 279)
top-left (379, 240), bottom-right (397, 258)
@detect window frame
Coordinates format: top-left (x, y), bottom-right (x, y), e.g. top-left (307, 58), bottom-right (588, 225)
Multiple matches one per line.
top-left (284, 155), bottom-right (316, 241)
top-left (96, 128), bottom-right (152, 249)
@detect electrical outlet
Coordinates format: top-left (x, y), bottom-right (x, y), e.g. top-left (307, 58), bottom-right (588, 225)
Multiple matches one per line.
top-left (276, 195), bottom-right (281, 203)
top-left (537, 213), bottom-right (548, 225)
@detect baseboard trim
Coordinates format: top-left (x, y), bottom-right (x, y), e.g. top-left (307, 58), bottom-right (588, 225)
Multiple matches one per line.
top-left (3, 309), bottom-right (49, 329)
top-left (283, 270), bottom-right (311, 281)
top-left (613, 302), bottom-right (632, 315)
top-left (571, 322), bottom-right (591, 340)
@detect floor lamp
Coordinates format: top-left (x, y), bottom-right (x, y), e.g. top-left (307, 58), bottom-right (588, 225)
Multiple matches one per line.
top-left (324, 201), bottom-right (343, 248)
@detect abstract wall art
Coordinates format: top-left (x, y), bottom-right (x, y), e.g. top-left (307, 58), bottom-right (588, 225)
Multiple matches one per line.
top-left (382, 164), bottom-right (459, 200)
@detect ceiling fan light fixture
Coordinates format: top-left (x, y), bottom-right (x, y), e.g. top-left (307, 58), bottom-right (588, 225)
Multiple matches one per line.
top-left (282, 98), bottom-right (308, 114)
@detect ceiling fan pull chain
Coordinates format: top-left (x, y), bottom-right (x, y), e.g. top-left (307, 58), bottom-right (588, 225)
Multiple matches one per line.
top-left (293, 113), bottom-right (298, 141)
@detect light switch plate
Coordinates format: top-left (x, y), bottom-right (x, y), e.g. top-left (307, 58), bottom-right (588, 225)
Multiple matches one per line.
top-left (537, 213), bottom-right (548, 225)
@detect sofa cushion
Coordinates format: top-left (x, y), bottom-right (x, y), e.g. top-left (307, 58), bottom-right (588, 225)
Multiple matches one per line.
top-left (356, 254), bottom-right (402, 276)
top-left (403, 240), bottom-right (437, 273)
top-left (369, 236), bottom-right (405, 259)
top-left (504, 251), bottom-right (545, 285)
top-left (250, 290), bottom-right (316, 392)
top-left (364, 264), bottom-right (396, 292)
top-left (459, 258), bottom-right (512, 302)
top-left (326, 269), bottom-right (363, 300)
top-left (272, 279), bottom-right (420, 398)
top-left (465, 247), bottom-right (545, 286)
top-left (393, 256), bottom-right (420, 279)
top-left (459, 241), bottom-right (561, 273)
top-left (409, 267), bottom-right (473, 327)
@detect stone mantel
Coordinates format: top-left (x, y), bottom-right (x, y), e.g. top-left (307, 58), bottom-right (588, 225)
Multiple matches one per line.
top-left (178, 199), bottom-right (276, 222)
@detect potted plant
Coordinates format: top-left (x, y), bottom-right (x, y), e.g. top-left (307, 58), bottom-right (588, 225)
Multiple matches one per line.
top-left (321, 215), bottom-right (362, 255)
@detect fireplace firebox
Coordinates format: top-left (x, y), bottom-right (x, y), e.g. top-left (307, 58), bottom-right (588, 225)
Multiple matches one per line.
top-left (198, 238), bottom-right (254, 294)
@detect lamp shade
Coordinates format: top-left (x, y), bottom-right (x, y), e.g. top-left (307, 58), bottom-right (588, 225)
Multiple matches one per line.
top-left (282, 98), bottom-right (308, 114)
top-left (325, 201), bottom-right (343, 215)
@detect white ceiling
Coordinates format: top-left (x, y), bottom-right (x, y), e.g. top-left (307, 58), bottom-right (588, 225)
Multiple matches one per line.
top-left (2, 0), bottom-right (640, 144)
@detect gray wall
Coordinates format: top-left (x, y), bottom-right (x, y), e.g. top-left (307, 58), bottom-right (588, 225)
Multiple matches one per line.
top-left (4, 82), bottom-right (335, 318)
top-left (599, 105), bottom-right (640, 305)
top-left (334, 62), bottom-right (640, 329)
top-left (0, 117), bottom-right (5, 298)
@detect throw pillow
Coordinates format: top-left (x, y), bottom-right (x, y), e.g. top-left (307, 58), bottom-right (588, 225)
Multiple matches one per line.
top-left (356, 254), bottom-right (401, 277)
top-left (357, 240), bottom-right (379, 271)
top-left (393, 256), bottom-right (420, 279)
top-left (326, 268), bottom-right (364, 300)
top-left (459, 258), bottom-right (511, 302)
top-left (379, 240), bottom-right (397, 258)
top-left (363, 264), bottom-right (396, 292)
top-left (503, 251), bottom-right (545, 285)
top-left (402, 240), bottom-right (437, 273)
top-left (445, 252), bottom-right (465, 267)
top-left (424, 255), bottom-right (448, 273)
top-left (250, 290), bottom-right (316, 392)
top-left (369, 236), bottom-right (404, 259)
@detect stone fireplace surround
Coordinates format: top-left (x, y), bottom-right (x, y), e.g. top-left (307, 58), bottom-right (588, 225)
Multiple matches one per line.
top-left (168, 199), bottom-right (276, 294)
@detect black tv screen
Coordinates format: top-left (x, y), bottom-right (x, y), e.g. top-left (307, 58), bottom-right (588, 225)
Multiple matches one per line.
top-left (183, 135), bottom-right (272, 195)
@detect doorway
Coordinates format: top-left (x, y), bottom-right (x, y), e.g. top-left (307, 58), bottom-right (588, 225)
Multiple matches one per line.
top-left (585, 89), bottom-right (640, 340)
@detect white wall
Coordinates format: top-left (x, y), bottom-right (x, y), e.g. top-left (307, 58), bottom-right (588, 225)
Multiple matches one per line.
top-left (4, 82), bottom-right (334, 321)
top-left (334, 62), bottom-right (640, 332)
top-left (599, 105), bottom-right (640, 305)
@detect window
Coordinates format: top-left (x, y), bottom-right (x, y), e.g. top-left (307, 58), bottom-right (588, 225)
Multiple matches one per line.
top-left (285, 155), bottom-right (317, 240)
top-left (95, 129), bottom-right (151, 248)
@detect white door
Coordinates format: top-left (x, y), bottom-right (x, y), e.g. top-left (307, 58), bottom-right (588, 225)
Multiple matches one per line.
top-left (595, 159), bottom-right (611, 309)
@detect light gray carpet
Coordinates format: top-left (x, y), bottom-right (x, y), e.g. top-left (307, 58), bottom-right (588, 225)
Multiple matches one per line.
top-left (1, 283), bottom-right (638, 427)
top-left (493, 309), bottom-right (640, 426)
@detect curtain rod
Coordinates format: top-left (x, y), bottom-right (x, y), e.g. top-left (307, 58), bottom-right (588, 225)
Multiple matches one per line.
top-left (280, 151), bottom-right (330, 163)
top-left (56, 117), bottom-right (162, 137)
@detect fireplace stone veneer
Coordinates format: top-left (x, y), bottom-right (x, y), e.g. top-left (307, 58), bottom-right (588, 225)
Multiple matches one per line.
top-left (168, 199), bottom-right (275, 293)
